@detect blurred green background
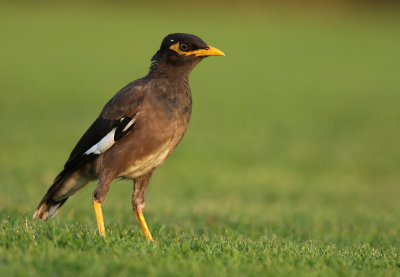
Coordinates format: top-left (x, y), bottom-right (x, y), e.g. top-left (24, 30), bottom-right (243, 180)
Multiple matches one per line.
top-left (0, 1), bottom-right (400, 276)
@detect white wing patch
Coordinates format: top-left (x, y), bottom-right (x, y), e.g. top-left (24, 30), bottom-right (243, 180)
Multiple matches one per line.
top-left (123, 119), bottom-right (135, 132)
top-left (84, 128), bottom-right (117, 155)
top-left (84, 116), bottom-right (137, 156)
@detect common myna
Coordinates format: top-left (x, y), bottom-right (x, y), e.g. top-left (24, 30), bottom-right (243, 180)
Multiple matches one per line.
top-left (33, 33), bottom-right (224, 241)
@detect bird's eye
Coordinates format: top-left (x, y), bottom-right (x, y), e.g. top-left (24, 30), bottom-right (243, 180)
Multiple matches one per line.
top-left (179, 43), bottom-right (190, 52)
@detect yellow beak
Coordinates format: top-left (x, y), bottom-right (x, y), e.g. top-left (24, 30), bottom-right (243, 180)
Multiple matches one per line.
top-left (192, 45), bottom-right (225, 57)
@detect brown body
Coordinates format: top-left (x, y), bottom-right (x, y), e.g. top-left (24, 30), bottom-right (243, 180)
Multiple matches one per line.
top-left (103, 76), bottom-right (192, 180)
top-left (92, 74), bottom-right (193, 208)
top-left (33, 33), bottom-right (224, 240)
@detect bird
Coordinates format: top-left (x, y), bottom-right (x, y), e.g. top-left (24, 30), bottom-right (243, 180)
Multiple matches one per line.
top-left (33, 33), bottom-right (224, 241)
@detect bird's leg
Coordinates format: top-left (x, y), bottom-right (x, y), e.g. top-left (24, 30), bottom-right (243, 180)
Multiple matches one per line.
top-left (92, 176), bottom-right (112, 236)
top-left (93, 200), bottom-right (105, 236)
top-left (133, 173), bottom-right (153, 241)
top-left (135, 210), bottom-right (152, 241)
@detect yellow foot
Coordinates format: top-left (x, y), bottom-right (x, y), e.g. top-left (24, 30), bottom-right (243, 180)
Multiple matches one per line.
top-left (135, 210), bottom-right (153, 241)
top-left (93, 200), bottom-right (106, 236)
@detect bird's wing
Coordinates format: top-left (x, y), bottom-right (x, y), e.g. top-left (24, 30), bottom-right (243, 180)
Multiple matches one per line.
top-left (54, 81), bottom-right (144, 182)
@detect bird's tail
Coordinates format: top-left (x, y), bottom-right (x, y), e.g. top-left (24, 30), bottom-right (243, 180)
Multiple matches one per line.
top-left (33, 170), bottom-right (92, 221)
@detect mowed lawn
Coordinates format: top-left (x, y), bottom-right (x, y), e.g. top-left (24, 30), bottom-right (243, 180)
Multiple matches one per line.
top-left (1, 2), bottom-right (400, 276)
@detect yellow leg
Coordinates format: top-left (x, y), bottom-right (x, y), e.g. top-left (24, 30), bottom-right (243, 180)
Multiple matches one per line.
top-left (135, 210), bottom-right (153, 241)
top-left (93, 200), bottom-right (106, 236)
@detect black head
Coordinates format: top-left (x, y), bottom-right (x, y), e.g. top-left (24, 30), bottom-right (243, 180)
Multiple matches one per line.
top-left (151, 33), bottom-right (224, 69)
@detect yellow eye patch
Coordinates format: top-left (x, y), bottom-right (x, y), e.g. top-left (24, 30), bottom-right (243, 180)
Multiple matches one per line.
top-left (169, 42), bottom-right (225, 57)
top-left (169, 42), bottom-right (193, 56)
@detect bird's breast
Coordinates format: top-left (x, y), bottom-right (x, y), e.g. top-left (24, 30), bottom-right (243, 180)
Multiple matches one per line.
top-left (114, 83), bottom-right (192, 179)
top-left (118, 139), bottom-right (173, 179)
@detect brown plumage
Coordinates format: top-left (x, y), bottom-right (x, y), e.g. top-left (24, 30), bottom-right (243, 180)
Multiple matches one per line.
top-left (33, 33), bottom-right (224, 240)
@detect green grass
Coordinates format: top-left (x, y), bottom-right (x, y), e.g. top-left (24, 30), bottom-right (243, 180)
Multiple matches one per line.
top-left (1, 2), bottom-right (400, 276)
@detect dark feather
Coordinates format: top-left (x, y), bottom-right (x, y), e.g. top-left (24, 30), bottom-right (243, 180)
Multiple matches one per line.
top-left (54, 153), bottom-right (97, 184)
top-left (67, 117), bottom-right (117, 164)
top-left (34, 80), bottom-right (145, 220)
top-left (114, 113), bottom-right (137, 141)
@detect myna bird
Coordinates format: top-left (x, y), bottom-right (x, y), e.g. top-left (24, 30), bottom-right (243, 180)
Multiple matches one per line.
top-left (33, 33), bottom-right (224, 241)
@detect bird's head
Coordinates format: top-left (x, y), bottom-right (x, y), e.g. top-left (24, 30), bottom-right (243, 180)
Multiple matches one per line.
top-left (150, 33), bottom-right (224, 75)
